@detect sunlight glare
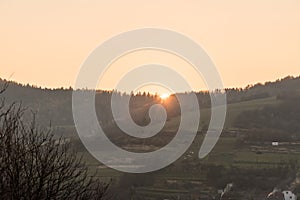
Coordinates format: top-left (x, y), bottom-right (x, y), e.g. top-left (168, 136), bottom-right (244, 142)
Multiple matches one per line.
top-left (160, 93), bottom-right (170, 100)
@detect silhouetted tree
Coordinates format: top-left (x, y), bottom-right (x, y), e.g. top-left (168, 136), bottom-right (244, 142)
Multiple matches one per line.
top-left (0, 88), bottom-right (109, 200)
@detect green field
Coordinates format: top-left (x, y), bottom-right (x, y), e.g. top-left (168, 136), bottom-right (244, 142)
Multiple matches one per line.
top-left (66, 97), bottom-right (298, 199)
top-left (165, 96), bottom-right (281, 131)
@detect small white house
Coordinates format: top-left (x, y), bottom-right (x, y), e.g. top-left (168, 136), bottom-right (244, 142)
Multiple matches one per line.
top-left (282, 190), bottom-right (297, 200)
top-left (267, 189), bottom-right (297, 200)
top-left (272, 142), bottom-right (279, 146)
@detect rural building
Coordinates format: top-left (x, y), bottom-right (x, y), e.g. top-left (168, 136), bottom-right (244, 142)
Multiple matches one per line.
top-left (272, 141), bottom-right (279, 146)
top-left (282, 190), bottom-right (297, 200)
top-left (267, 190), bottom-right (297, 200)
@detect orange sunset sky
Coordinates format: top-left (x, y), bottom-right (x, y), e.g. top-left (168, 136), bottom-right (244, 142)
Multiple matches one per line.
top-left (1, 0), bottom-right (300, 93)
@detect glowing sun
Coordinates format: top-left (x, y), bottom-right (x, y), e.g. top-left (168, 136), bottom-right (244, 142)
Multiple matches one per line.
top-left (160, 93), bottom-right (170, 100)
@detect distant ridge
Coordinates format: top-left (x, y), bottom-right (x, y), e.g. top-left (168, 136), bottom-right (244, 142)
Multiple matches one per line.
top-left (0, 75), bottom-right (299, 128)
top-left (1, 75), bottom-right (300, 93)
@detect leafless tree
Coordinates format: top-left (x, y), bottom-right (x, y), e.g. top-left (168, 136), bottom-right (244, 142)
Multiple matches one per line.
top-left (0, 87), bottom-right (109, 200)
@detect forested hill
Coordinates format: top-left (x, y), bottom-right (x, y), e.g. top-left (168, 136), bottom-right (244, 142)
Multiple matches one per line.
top-left (1, 75), bottom-right (299, 103)
top-left (0, 75), bottom-right (299, 129)
top-left (225, 75), bottom-right (300, 103)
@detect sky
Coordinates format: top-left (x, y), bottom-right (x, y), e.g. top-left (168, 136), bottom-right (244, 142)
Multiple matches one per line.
top-left (1, 0), bottom-right (300, 93)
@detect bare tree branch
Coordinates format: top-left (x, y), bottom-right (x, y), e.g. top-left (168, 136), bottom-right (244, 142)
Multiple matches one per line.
top-left (0, 86), bottom-right (110, 200)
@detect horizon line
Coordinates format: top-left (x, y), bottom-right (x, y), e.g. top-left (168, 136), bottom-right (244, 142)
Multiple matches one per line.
top-left (1, 75), bottom-right (299, 95)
